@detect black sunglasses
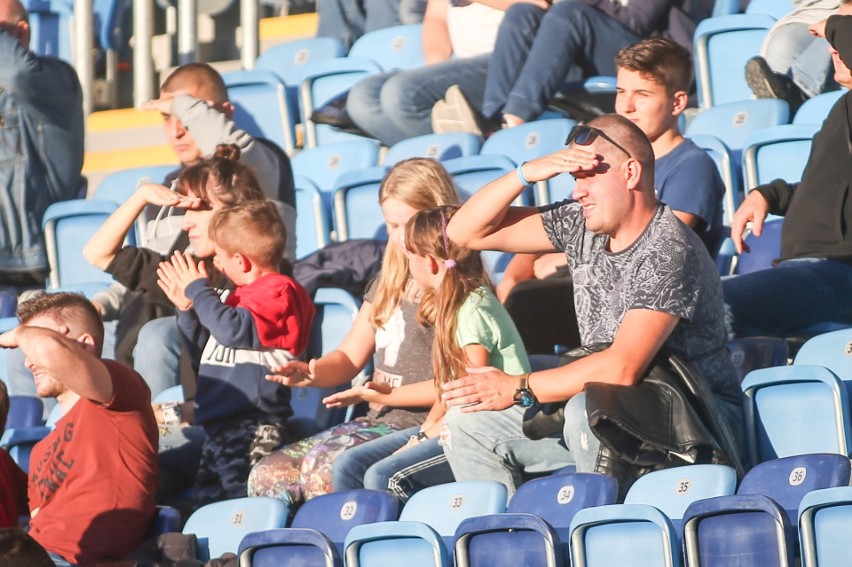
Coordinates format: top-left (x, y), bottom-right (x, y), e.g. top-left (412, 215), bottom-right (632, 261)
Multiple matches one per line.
top-left (565, 124), bottom-right (632, 159)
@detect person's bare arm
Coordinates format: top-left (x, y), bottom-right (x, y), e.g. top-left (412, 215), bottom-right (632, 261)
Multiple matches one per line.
top-left (447, 147), bottom-right (599, 252)
top-left (672, 210), bottom-right (699, 230)
top-left (323, 378), bottom-right (437, 408)
top-left (422, 0), bottom-right (452, 64)
top-left (442, 309), bottom-right (679, 411)
top-left (0, 326), bottom-right (113, 403)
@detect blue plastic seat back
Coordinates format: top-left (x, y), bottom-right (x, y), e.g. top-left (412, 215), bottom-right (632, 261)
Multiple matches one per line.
top-left (727, 337), bottom-right (789, 383)
top-left (687, 133), bottom-right (741, 226)
top-left (742, 124), bottom-right (820, 193)
top-left (711, 0), bottom-right (739, 17)
top-left (454, 513), bottom-right (563, 567)
top-left (443, 154), bottom-right (516, 199)
top-left (94, 164), bottom-right (178, 205)
top-left (152, 385), bottom-right (185, 405)
top-left (290, 288), bottom-right (363, 438)
top-left (737, 453), bottom-right (851, 529)
top-left (290, 489), bottom-right (400, 554)
top-left (223, 69), bottom-right (293, 155)
top-left (693, 14), bottom-right (776, 108)
top-left (153, 505), bottom-right (181, 536)
top-left (793, 90), bottom-right (847, 125)
top-left (332, 167), bottom-right (389, 241)
top-left (741, 366), bottom-right (852, 465)
top-left (0, 426), bottom-right (51, 473)
top-left (798, 486), bottom-right (852, 567)
top-left (569, 504), bottom-right (682, 567)
top-left (384, 132), bottom-right (483, 166)
top-left (182, 497), bottom-right (290, 562)
top-left (745, 0), bottom-right (793, 18)
top-left (624, 464), bottom-right (738, 535)
top-left (348, 24), bottom-right (425, 72)
top-left (7, 396), bottom-right (44, 429)
top-left (795, 328), bottom-right (852, 385)
top-left (293, 176), bottom-right (331, 260)
top-left (732, 217), bottom-right (784, 275)
top-left (239, 528), bottom-right (342, 567)
top-left (291, 139), bottom-right (380, 194)
top-left (41, 199), bottom-right (127, 290)
top-left (683, 494), bottom-right (794, 567)
top-left (344, 520), bottom-right (450, 567)
top-left (685, 99), bottom-right (790, 173)
top-left (400, 480), bottom-right (507, 550)
top-left (26, 0), bottom-right (73, 61)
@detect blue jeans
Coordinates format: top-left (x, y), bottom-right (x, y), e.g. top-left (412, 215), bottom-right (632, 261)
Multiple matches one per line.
top-left (133, 316), bottom-right (182, 400)
top-left (48, 551), bottom-right (75, 566)
top-left (333, 426), bottom-right (455, 501)
top-left (486, 1), bottom-right (638, 122)
top-left (317, 0), bottom-right (406, 51)
top-left (157, 424), bottom-right (206, 505)
top-left (441, 404), bottom-right (576, 497)
top-left (764, 23), bottom-right (836, 99)
top-left (347, 54), bottom-right (490, 146)
top-left (723, 258), bottom-right (852, 339)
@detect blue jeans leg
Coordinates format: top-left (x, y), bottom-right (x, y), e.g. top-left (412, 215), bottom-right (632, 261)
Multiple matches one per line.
top-left (502, 1), bottom-right (639, 121)
top-left (561, 393), bottom-right (600, 473)
top-left (481, 3), bottom-right (547, 120)
top-left (158, 424), bottom-right (207, 503)
top-left (383, 438), bottom-right (454, 502)
top-left (133, 316), bottom-right (181, 400)
top-left (317, 0), bottom-right (365, 51)
top-left (441, 405), bottom-right (574, 497)
top-left (790, 37), bottom-right (836, 98)
top-left (398, 0), bottom-right (426, 25)
top-left (48, 552), bottom-right (75, 567)
top-left (348, 56), bottom-right (490, 146)
top-left (364, 0), bottom-right (402, 32)
top-left (723, 258), bottom-right (852, 339)
top-left (333, 426), bottom-right (416, 491)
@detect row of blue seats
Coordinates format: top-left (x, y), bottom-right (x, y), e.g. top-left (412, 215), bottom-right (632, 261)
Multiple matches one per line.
top-left (177, 451), bottom-right (852, 566)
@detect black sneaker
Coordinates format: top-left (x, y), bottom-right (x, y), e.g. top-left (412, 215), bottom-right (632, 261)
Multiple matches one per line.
top-left (745, 56), bottom-right (806, 112)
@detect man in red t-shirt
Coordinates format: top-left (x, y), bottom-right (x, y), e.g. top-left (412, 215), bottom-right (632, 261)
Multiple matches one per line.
top-left (0, 292), bottom-right (158, 566)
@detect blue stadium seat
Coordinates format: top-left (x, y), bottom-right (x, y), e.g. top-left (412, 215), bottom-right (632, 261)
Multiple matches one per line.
top-left (154, 505), bottom-right (182, 536)
top-left (255, 36), bottom-right (347, 152)
top-left (442, 154), bottom-right (516, 199)
top-left (0, 287), bottom-right (15, 319)
top-left (240, 528), bottom-right (341, 567)
top-left (383, 132), bottom-right (483, 166)
top-left (344, 480), bottom-right (506, 567)
top-left (745, 0), bottom-right (792, 19)
top-left (730, 217), bottom-right (784, 275)
top-left (182, 497), bottom-right (290, 561)
top-left (798, 486), bottom-right (852, 567)
top-left (687, 133), bottom-right (741, 226)
top-left (737, 453), bottom-right (851, 534)
top-left (569, 504), bottom-right (682, 567)
top-left (742, 124), bottom-right (820, 193)
top-left (624, 464), bottom-right (738, 537)
top-left (7, 396), bottom-right (44, 429)
top-left (685, 99), bottom-right (790, 174)
top-left (41, 199), bottom-right (128, 293)
top-left (25, 0), bottom-right (73, 61)
top-left (794, 328), bottom-right (852, 385)
top-left (727, 336), bottom-right (789, 383)
top-left (741, 365), bottom-right (852, 466)
top-left (682, 494), bottom-right (794, 567)
top-left (222, 69), bottom-right (294, 155)
top-left (711, 0), bottom-right (739, 17)
top-left (453, 472), bottom-right (617, 566)
top-left (480, 119), bottom-right (576, 206)
top-left (793, 90), bottom-right (847, 125)
top-left (293, 176), bottom-right (332, 260)
top-left (152, 385), bottom-right (185, 404)
top-left (0, 426), bottom-right (51, 472)
top-left (94, 164), bottom-right (178, 205)
top-left (332, 166), bottom-right (389, 241)
top-left (289, 287), bottom-right (364, 438)
top-left (693, 14), bottom-right (776, 108)
top-left (291, 139), bottom-right (380, 194)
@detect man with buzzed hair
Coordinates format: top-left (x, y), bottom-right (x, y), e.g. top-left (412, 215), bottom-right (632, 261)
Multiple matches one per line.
top-left (442, 114), bottom-right (742, 494)
top-left (0, 0), bottom-right (84, 287)
top-left (0, 292), bottom-right (157, 566)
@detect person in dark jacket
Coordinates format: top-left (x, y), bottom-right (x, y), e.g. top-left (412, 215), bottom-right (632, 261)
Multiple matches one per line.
top-left (723, 5), bottom-right (852, 338)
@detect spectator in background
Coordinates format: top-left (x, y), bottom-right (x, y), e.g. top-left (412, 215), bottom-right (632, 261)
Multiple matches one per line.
top-left (346, 0), bottom-right (518, 146)
top-left (724, 7), bottom-right (852, 338)
top-left (432, 0), bottom-right (713, 135)
top-left (0, 292), bottom-right (157, 566)
top-left (745, 0), bottom-right (844, 114)
top-left (0, 0), bottom-right (83, 288)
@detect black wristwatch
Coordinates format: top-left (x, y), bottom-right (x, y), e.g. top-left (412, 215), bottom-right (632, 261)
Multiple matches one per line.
top-left (409, 430), bottom-right (429, 444)
top-left (513, 373), bottom-right (537, 408)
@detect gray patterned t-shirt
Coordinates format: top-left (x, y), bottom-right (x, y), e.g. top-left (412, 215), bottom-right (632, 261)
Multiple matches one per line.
top-left (541, 201), bottom-right (740, 401)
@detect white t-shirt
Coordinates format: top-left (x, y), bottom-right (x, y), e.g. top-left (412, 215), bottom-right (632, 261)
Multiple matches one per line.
top-left (447, 1), bottom-right (504, 58)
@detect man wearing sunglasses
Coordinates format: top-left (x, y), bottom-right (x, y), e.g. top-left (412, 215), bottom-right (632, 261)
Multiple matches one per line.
top-left (441, 114), bottom-right (741, 492)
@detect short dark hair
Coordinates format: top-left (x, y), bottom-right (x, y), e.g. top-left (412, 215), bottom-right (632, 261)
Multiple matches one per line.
top-left (616, 37), bottom-right (692, 94)
top-left (586, 113), bottom-right (656, 184)
top-left (16, 292), bottom-right (104, 356)
top-left (0, 528), bottom-right (54, 567)
top-left (160, 62), bottom-right (229, 107)
top-left (209, 201), bottom-right (286, 269)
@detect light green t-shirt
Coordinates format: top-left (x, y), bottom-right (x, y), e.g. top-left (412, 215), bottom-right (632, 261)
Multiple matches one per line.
top-left (455, 285), bottom-right (530, 375)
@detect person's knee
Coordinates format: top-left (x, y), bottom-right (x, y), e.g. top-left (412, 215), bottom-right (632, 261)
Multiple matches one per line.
top-left (379, 73), bottom-right (418, 118)
top-left (503, 2), bottom-right (546, 29)
top-left (347, 76), bottom-right (384, 123)
top-left (549, 0), bottom-right (598, 25)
